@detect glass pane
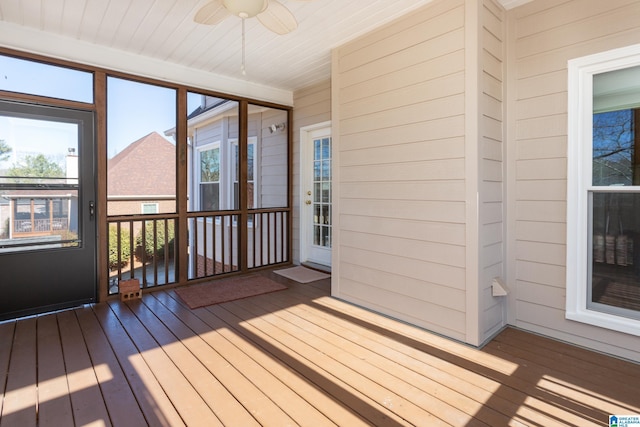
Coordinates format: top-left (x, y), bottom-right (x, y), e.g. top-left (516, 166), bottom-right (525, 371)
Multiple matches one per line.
top-left (322, 182), bottom-right (330, 203)
top-left (321, 225), bottom-right (331, 248)
top-left (107, 77), bottom-right (176, 215)
top-left (200, 183), bottom-right (220, 211)
top-left (322, 205), bottom-right (331, 226)
top-left (186, 93), bottom-right (239, 212)
top-left (314, 161), bottom-right (321, 181)
top-left (0, 115), bottom-right (80, 252)
top-left (0, 55), bottom-right (93, 103)
top-left (322, 138), bottom-right (331, 159)
top-left (201, 147), bottom-right (220, 182)
top-left (322, 160), bottom-right (331, 180)
top-left (592, 109), bottom-right (637, 186)
top-left (590, 191), bottom-right (640, 319)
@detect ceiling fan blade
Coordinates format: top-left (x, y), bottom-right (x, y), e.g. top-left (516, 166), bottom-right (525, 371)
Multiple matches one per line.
top-left (194, 0), bottom-right (230, 25)
top-left (257, 0), bottom-right (298, 35)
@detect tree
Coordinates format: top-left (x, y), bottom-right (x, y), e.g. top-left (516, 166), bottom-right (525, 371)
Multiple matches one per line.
top-left (0, 139), bottom-right (11, 162)
top-left (592, 109), bottom-right (635, 186)
top-left (8, 154), bottom-right (64, 181)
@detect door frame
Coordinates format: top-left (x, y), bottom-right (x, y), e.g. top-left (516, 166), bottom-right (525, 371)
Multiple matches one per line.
top-left (299, 120), bottom-right (331, 267)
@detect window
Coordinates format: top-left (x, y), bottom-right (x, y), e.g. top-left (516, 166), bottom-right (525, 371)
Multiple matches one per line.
top-left (106, 77), bottom-right (176, 216)
top-left (0, 54), bottom-right (93, 103)
top-left (567, 44), bottom-right (640, 336)
top-left (199, 144), bottom-right (220, 211)
top-left (141, 203), bottom-right (158, 214)
top-left (232, 137), bottom-right (258, 209)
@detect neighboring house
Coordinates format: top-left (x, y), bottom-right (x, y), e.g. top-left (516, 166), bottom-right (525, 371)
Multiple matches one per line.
top-left (164, 95), bottom-right (288, 275)
top-left (1, 190), bottom-right (76, 238)
top-left (107, 131), bottom-right (176, 216)
top-left (0, 152), bottom-right (78, 241)
top-left (1, 0), bottom-right (640, 364)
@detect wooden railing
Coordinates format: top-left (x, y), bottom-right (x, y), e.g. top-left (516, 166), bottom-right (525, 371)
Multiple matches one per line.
top-left (188, 208), bottom-right (289, 280)
top-left (14, 218), bottom-right (69, 233)
top-left (108, 215), bottom-right (177, 295)
top-left (188, 212), bottom-right (240, 279)
top-left (249, 209), bottom-right (289, 269)
top-left (108, 208), bottom-right (290, 294)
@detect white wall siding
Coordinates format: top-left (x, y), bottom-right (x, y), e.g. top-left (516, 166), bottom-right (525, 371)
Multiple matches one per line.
top-left (247, 108), bottom-right (288, 209)
top-left (292, 80), bottom-right (332, 264)
top-left (479, 0), bottom-right (507, 343)
top-left (333, 0), bottom-right (469, 340)
top-left (506, 0), bottom-right (640, 361)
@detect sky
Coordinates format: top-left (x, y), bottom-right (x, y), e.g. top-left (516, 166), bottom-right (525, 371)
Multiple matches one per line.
top-left (0, 116), bottom-right (77, 171)
top-left (0, 54), bottom-right (202, 163)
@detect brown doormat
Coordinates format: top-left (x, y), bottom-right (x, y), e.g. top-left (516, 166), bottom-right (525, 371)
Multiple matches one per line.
top-left (175, 274), bottom-right (287, 309)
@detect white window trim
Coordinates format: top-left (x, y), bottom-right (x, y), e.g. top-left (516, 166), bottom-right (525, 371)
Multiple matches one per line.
top-left (567, 43), bottom-right (640, 337)
top-left (229, 137), bottom-right (259, 210)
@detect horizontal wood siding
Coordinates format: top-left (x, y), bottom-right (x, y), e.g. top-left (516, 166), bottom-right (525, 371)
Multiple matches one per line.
top-left (507, 0), bottom-right (640, 361)
top-left (258, 109), bottom-right (288, 208)
top-left (292, 80), bottom-right (332, 263)
top-left (334, 0), bottom-right (468, 340)
top-left (480, 0), bottom-right (506, 343)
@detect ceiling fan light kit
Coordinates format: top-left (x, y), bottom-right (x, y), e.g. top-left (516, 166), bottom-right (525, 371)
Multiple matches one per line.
top-left (195, 0), bottom-right (305, 75)
top-left (223, 0), bottom-right (267, 18)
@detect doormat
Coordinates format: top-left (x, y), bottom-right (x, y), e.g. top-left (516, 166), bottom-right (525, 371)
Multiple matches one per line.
top-left (175, 274), bottom-right (287, 309)
top-left (274, 266), bottom-right (330, 283)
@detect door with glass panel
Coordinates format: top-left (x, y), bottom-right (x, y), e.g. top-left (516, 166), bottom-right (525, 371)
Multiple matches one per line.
top-left (0, 101), bottom-right (96, 320)
top-left (302, 125), bottom-right (332, 267)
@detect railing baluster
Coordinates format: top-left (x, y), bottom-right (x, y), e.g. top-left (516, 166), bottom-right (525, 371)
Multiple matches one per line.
top-left (129, 220), bottom-right (135, 280)
top-left (141, 220), bottom-right (146, 287)
top-left (116, 222), bottom-right (122, 284)
top-left (164, 219), bottom-right (169, 285)
top-left (230, 215), bottom-right (235, 271)
top-left (192, 217), bottom-right (199, 277)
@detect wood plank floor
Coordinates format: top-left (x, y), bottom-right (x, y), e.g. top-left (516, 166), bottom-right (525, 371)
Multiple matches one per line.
top-left (1, 271), bottom-right (639, 426)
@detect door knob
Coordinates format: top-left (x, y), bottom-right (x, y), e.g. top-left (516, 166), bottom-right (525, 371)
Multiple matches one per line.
top-left (305, 200), bottom-right (312, 205)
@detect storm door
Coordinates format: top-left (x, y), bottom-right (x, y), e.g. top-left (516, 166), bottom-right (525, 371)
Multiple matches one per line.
top-left (0, 100), bottom-right (96, 320)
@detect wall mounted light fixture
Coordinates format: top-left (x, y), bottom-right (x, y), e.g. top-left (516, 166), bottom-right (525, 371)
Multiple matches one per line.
top-left (269, 122), bottom-right (286, 133)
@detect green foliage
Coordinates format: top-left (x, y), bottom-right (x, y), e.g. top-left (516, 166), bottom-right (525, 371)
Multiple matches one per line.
top-left (8, 154), bottom-right (64, 181)
top-left (108, 226), bottom-right (131, 270)
top-left (136, 220), bottom-right (175, 260)
top-left (1, 218), bottom-right (8, 239)
top-left (0, 140), bottom-right (11, 162)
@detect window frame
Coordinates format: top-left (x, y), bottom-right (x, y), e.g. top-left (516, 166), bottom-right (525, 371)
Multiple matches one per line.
top-left (197, 141), bottom-right (222, 212)
top-left (566, 43), bottom-right (640, 337)
top-left (230, 136), bottom-right (258, 210)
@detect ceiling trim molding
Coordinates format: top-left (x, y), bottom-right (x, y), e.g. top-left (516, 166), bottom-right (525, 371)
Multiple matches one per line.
top-left (0, 21), bottom-right (293, 106)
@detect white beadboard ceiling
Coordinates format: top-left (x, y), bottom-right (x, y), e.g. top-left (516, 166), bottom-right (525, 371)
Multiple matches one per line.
top-left (0, 0), bottom-right (527, 102)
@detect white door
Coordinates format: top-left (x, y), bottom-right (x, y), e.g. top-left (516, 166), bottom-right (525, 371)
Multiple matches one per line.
top-left (301, 123), bottom-right (331, 267)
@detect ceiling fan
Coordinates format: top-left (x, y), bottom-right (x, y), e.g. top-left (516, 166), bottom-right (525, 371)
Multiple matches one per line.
top-left (194, 0), bottom-right (309, 74)
top-left (195, 0), bottom-right (307, 35)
